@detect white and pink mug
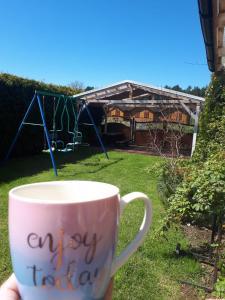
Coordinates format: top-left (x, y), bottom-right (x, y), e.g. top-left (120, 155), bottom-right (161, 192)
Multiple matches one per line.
top-left (9, 180), bottom-right (152, 300)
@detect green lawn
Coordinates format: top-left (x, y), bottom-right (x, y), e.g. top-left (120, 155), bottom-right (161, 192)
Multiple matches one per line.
top-left (0, 148), bottom-right (202, 299)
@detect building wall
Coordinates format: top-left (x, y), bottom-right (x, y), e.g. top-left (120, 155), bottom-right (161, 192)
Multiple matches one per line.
top-left (135, 130), bottom-right (192, 154)
top-left (104, 122), bottom-right (192, 154)
top-left (158, 110), bottom-right (189, 124)
top-left (134, 110), bottom-right (154, 122)
top-left (107, 107), bottom-right (190, 125)
top-left (109, 108), bottom-right (124, 118)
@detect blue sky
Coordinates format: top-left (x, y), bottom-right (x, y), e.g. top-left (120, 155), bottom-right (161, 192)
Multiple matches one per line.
top-left (0, 0), bottom-right (210, 89)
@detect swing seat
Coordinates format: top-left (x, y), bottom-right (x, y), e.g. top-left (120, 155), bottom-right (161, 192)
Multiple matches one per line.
top-left (74, 134), bottom-right (82, 144)
top-left (59, 147), bottom-right (73, 153)
top-left (51, 140), bottom-right (64, 150)
top-left (49, 131), bottom-right (65, 150)
top-left (71, 131), bottom-right (83, 145)
top-left (58, 131), bottom-right (82, 152)
top-left (59, 141), bottom-right (80, 153)
top-left (65, 142), bottom-right (78, 151)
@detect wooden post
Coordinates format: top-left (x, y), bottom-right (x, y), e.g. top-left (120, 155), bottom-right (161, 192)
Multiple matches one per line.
top-left (129, 84), bottom-right (133, 99)
top-left (191, 104), bottom-right (200, 156)
top-left (103, 105), bottom-right (108, 134)
top-left (133, 119), bottom-right (136, 144)
top-left (131, 118), bottom-right (136, 143)
top-left (130, 118), bottom-right (133, 141)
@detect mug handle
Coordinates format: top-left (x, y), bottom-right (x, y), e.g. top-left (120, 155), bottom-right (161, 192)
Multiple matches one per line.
top-left (110, 192), bottom-right (152, 276)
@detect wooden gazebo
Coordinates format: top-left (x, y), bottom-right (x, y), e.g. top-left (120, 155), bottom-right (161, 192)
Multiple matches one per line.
top-left (73, 80), bottom-right (204, 155)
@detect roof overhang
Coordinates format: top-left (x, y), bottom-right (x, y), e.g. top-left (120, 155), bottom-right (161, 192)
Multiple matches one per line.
top-left (198, 0), bottom-right (225, 72)
top-left (73, 80), bottom-right (204, 103)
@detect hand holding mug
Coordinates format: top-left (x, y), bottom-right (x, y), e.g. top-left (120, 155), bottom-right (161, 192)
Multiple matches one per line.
top-left (0, 275), bottom-right (114, 300)
top-left (9, 181), bottom-right (152, 299)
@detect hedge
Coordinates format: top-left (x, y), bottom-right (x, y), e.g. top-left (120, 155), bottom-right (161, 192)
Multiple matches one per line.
top-left (157, 70), bottom-right (225, 229)
top-left (0, 73), bottom-right (81, 159)
top-left (194, 71), bottom-right (225, 160)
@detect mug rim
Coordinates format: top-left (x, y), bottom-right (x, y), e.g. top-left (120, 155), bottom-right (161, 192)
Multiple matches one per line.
top-left (9, 180), bottom-right (120, 204)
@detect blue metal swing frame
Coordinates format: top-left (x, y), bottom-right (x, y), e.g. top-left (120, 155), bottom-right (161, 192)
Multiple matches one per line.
top-left (4, 90), bottom-right (108, 176)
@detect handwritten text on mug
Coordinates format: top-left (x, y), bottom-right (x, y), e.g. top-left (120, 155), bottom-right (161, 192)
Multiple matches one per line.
top-left (26, 229), bottom-right (103, 290)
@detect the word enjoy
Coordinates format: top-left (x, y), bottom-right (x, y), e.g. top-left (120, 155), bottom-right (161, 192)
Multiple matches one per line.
top-left (27, 230), bottom-right (102, 266)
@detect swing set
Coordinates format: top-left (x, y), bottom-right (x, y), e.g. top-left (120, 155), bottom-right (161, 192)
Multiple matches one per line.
top-left (4, 90), bottom-right (108, 176)
top-left (43, 91), bottom-right (82, 151)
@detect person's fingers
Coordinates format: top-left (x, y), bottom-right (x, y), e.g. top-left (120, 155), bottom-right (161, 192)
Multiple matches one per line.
top-left (103, 278), bottom-right (114, 300)
top-left (0, 274), bottom-right (20, 300)
top-left (0, 274), bottom-right (112, 300)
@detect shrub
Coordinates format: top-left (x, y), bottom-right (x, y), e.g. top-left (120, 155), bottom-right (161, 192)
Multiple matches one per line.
top-left (156, 158), bottom-right (186, 205)
top-left (194, 73), bottom-right (225, 161)
top-left (163, 151), bottom-right (225, 227)
top-left (159, 71), bottom-right (225, 232)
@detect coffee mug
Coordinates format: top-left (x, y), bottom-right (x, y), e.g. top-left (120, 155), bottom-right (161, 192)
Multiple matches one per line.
top-left (9, 180), bottom-right (152, 300)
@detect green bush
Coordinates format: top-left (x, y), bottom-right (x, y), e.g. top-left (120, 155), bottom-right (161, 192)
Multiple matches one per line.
top-left (159, 71), bottom-right (225, 230)
top-left (163, 151), bottom-right (225, 227)
top-left (156, 159), bottom-right (186, 205)
top-left (213, 277), bottom-right (225, 298)
top-left (194, 72), bottom-right (225, 161)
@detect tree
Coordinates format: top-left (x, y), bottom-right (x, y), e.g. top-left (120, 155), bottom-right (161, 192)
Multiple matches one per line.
top-left (85, 86), bottom-right (95, 91)
top-left (164, 84), bottom-right (207, 97)
top-left (148, 105), bottom-right (188, 158)
top-left (69, 81), bottom-right (85, 91)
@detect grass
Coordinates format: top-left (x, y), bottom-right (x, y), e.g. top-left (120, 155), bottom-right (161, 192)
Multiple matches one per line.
top-left (0, 147), bottom-right (202, 299)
